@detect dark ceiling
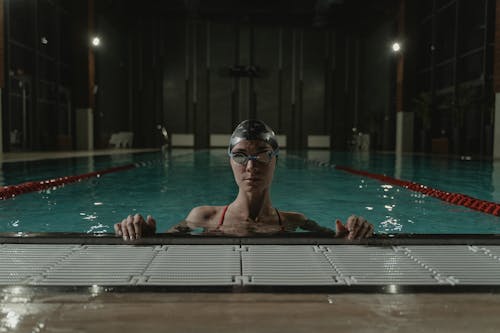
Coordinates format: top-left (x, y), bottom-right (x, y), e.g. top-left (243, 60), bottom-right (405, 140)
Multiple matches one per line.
top-left (96, 0), bottom-right (399, 31)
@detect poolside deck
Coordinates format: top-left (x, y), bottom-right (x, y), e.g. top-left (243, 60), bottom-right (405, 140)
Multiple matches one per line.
top-left (2, 240), bottom-right (500, 291)
top-left (0, 234), bottom-right (500, 333)
top-left (1, 290), bottom-right (499, 333)
top-left (1, 237), bottom-right (500, 332)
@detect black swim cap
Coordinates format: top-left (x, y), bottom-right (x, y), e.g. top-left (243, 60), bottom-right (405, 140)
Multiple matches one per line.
top-left (228, 120), bottom-right (279, 153)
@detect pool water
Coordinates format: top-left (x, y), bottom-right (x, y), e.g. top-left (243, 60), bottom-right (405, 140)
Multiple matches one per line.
top-left (1, 150), bottom-right (500, 234)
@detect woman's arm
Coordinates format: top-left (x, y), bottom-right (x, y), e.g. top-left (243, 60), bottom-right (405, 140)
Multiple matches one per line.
top-left (300, 219), bottom-right (335, 234)
top-left (165, 220), bottom-right (192, 233)
top-left (115, 206), bottom-right (217, 240)
top-left (297, 215), bottom-right (374, 239)
top-left (165, 206), bottom-right (215, 234)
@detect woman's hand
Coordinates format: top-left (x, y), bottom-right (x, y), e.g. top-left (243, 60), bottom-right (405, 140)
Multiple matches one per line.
top-left (335, 215), bottom-right (374, 240)
top-left (114, 214), bottom-right (156, 240)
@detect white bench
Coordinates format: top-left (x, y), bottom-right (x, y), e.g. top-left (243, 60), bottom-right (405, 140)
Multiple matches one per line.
top-left (109, 132), bottom-right (134, 148)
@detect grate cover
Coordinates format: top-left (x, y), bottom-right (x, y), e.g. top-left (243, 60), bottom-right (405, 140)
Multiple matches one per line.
top-left (1, 244), bottom-right (500, 288)
top-left (143, 245), bottom-right (241, 285)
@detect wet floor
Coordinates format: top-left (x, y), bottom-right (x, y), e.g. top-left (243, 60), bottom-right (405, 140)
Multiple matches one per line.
top-left (1, 291), bottom-right (500, 332)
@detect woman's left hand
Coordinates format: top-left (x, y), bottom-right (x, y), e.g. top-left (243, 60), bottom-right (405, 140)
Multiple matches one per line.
top-left (335, 215), bottom-right (374, 240)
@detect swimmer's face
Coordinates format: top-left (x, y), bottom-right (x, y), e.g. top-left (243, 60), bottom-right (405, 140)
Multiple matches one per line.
top-left (229, 140), bottom-right (276, 192)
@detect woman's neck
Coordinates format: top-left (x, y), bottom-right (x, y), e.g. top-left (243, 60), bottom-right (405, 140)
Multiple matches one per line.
top-left (231, 190), bottom-right (273, 221)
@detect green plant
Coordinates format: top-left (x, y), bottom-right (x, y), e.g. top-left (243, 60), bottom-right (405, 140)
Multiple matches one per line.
top-left (412, 92), bottom-right (432, 130)
top-left (452, 85), bottom-right (477, 129)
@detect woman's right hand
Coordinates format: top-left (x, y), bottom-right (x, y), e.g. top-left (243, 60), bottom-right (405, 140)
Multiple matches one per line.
top-left (114, 214), bottom-right (156, 240)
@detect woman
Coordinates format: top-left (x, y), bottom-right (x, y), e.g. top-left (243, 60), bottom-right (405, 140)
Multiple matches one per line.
top-left (115, 120), bottom-right (374, 240)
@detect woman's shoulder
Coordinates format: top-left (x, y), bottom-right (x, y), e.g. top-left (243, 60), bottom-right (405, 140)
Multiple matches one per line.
top-left (278, 210), bottom-right (308, 225)
top-left (187, 205), bottom-right (225, 221)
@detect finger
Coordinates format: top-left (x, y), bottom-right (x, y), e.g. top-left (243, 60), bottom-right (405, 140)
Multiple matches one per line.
top-left (363, 224), bottom-right (374, 238)
top-left (120, 216), bottom-right (131, 240)
top-left (352, 218), bottom-right (368, 239)
top-left (147, 215), bottom-right (156, 229)
top-left (335, 220), bottom-right (349, 238)
top-left (125, 215), bottom-right (135, 240)
top-left (146, 215), bottom-right (157, 235)
top-left (347, 216), bottom-right (364, 240)
top-left (346, 215), bottom-right (361, 230)
top-left (114, 222), bottom-right (123, 236)
top-left (133, 214), bottom-right (143, 239)
top-left (355, 223), bottom-right (370, 239)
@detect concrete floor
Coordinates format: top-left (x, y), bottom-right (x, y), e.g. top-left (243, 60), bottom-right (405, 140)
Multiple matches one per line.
top-left (1, 291), bottom-right (500, 333)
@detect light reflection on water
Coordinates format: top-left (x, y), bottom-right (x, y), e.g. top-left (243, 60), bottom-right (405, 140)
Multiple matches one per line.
top-left (0, 150), bottom-right (499, 234)
top-left (380, 217), bottom-right (403, 233)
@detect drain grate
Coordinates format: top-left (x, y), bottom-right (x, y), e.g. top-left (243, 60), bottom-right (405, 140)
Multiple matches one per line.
top-left (401, 245), bottom-right (500, 285)
top-left (143, 245), bottom-right (241, 285)
top-left (1, 244), bottom-right (500, 288)
top-left (0, 244), bottom-right (76, 284)
top-left (242, 245), bottom-right (340, 285)
top-left (323, 245), bottom-right (440, 285)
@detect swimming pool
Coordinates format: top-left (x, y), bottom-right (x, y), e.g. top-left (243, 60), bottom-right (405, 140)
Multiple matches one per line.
top-left (1, 150), bottom-right (499, 234)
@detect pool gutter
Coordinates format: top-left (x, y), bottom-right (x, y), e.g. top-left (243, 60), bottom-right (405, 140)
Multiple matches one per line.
top-left (1, 232), bottom-right (500, 245)
top-left (3, 235), bottom-right (500, 294)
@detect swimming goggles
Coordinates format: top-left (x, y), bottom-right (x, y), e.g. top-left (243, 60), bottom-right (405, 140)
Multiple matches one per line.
top-left (228, 150), bottom-right (279, 165)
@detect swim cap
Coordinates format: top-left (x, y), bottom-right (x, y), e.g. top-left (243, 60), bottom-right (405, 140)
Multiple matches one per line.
top-left (228, 120), bottom-right (279, 153)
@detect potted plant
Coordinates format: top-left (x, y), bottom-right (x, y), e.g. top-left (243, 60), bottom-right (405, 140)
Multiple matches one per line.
top-left (412, 91), bottom-right (432, 152)
top-left (450, 85), bottom-right (476, 155)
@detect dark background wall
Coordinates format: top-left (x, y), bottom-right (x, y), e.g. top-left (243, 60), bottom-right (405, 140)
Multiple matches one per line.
top-left (358, 21), bottom-right (394, 151)
top-left (7, 0), bottom-right (494, 156)
top-left (413, 0), bottom-right (494, 156)
top-left (1, 0), bottom-right (400, 152)
top-left (94, 7), bottom-right (398, 150)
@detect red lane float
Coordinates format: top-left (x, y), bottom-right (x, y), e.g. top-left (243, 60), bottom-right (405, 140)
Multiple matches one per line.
top-left (0, 164), bottom-right (136, 200)
top-left (335, 165), bottom-right (500, 217)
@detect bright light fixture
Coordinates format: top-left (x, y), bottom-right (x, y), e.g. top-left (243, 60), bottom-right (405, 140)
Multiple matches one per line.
top-left (92, 37), bottom-right (101, 47)
top-left (392, 42), bottom-right (401, 52)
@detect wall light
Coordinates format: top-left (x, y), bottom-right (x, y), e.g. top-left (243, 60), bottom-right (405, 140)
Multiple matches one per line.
top-left (392, 42), bottom-right (401, 52)
top-left (91, 36), bottom-right (101, 47)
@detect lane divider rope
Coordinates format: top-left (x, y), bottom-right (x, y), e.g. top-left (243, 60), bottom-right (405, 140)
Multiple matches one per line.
top-left (0, 151), bottom-right (199, 200)
top-left (335, 165), bottom-right (500, 217)
top-left (288, 155), bottom-right (500, 217)
top-left (0, 163), bottom-right (138, 200)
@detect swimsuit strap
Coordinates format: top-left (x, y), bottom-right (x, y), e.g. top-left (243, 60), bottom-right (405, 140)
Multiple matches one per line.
top-left (217, 205), bottom-right (229, 228)
top-left (275, 208), bottom-right (282, 225)
top-left (275, 208), bottom-right (285, 232)
top-left (218, 205), bottom-right (285, 231)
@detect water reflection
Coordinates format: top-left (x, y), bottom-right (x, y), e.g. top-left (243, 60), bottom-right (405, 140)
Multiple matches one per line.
top-left (0, 163), bottom-right (4, 186)
top-left (492, 161), bottom-right (500, 202)
top-left (380, 217), bottom-right (403, 233)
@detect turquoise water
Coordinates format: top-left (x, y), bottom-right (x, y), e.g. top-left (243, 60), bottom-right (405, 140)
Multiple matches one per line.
top-left (1, 150), bottom-right (500, 234)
